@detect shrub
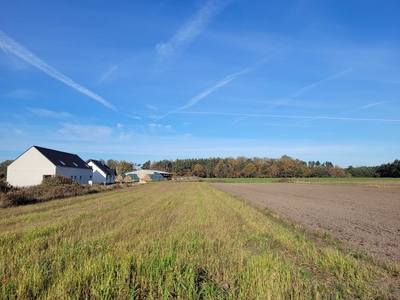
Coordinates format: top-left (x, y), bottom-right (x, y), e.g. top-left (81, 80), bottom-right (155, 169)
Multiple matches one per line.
top-left (41, 175), bottom-right (80, 187)
top-left (0, 179), bottom-right (12, 193)
top-left (0, 176), bottom-right (122, 208)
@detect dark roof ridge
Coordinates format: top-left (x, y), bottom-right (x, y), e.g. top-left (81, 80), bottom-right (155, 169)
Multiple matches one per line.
top-left (87, 159), bottom-right (116, 176)
top-left (33, 145), bottom-right (91, 169)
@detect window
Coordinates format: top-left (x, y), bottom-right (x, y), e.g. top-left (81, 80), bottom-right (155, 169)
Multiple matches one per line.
top-left (74, 176), bottom-right (76, 180)
top-left (71, 176), bottom-right (73, 179)
top-left (80, 176), bottom-right (82, 180)
top-left (60, 160), bottom-right (66, 165)
top-left (73, 162), bottom-right (78, 167)
top-left (90, 175), bottom-right (92, 180)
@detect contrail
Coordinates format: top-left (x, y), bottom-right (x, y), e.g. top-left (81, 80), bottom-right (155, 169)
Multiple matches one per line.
top-left (155, 23), bottom-right (323, 122)
top-left (0, 30), bottom-right (115, 110)
top-left (156, 0), bottom-right (231, 60)
top-left (154, 67), bottom-right (252, 121)
top-left (175, 111), bottom-right (400, 122)
top-left (232, 68), bottom-right (354, 124)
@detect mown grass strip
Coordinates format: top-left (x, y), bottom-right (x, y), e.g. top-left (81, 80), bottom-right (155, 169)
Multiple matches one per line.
top-left (0, 182), bottom-right (398, 299)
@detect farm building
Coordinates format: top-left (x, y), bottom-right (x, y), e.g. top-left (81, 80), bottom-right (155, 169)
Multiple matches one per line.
top-left (125, 169), bottom-right (173, 181)
top-left (87, 159), bottom-right (116, 184)
top-left (7, 146), bottom-right (93, 187)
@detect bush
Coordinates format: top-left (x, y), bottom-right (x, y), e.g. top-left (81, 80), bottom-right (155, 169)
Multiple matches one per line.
top-left (0, 176), bottom-right (122, 208)
top-left (275, 178), bottom-right (294, 183)
top-left (41, 175), bottom-right (81, 187)
top-left (0, 179), bottom-right (12, 193)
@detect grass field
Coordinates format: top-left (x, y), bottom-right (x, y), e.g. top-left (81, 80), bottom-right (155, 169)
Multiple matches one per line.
top-left (0, 182), bottom-right (398, 299)
top-left (202, 177), bottom-right (400, 188)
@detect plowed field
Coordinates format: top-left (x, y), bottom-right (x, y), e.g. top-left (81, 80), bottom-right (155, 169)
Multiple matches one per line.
top-left (211, 183), bottom-right (400, 264)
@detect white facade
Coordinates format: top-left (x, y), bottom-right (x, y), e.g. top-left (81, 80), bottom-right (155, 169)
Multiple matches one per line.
top-left (7, 146), bottom-right (93, 187)
top-left (87, 160), bottom-right (115, 184)
top-left (7, 147), bottom-right (55, 187)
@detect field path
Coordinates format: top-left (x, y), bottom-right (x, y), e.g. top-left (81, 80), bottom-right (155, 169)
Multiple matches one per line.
top-left (211, 183), bottom-right (400, 264)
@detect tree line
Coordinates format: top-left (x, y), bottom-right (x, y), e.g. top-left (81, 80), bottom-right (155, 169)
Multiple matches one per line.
top-left (346, 159), bottom-right (400, 178)
top-left (147, 156), bottom-right (347, 178)
top-left (147, 156), bottom-right (400, 178)
top-left (1, 157), bottom-right (399, 179)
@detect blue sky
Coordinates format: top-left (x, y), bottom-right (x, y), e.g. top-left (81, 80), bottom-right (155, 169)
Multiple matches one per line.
top-left (1, 0), bottom-right (399, 167)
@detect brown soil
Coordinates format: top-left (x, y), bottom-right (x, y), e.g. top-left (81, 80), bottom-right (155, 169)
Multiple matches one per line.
top-left (211, 183), bottom-right (400, 264)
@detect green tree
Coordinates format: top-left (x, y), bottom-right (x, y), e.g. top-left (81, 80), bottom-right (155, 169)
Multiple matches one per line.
top-left (106, 159), bottom-right (118, 170)
top-left (142, 160), bottom-right (151, 170)
top-left (0, 160), bottom-right (13, 179)
top-left (117, 160), bottom-right (134, 175)
top-left (242, 163), bottom-right (256, 178)
top-left (193, 164), bottom-right (205, 178)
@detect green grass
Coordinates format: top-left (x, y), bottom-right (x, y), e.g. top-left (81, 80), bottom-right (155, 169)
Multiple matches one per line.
top-left (0, 182), bottom-right (398, 299)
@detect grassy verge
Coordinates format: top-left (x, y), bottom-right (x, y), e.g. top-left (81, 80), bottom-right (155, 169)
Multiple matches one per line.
top-left (0, 182), bottom-right (398, 299)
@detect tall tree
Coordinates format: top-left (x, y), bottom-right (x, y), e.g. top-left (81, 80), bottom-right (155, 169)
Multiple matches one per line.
top-left (117, 160), bottom-right (134, 175)
top-left (142, 160), bottom-right (151, 170)
top-left (242, 163), bottom-right (256, 178)
top-left (193, 164), bottom-right (205, 178)
top-left (106, 159), bottom-right (118, 170)
top-left (0, 160), bottom-right (13, 179)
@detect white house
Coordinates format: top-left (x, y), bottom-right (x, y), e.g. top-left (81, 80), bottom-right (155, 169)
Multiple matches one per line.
top-left (7, 146), bottom-right (93, 187)
top-left (87, 159), bottom-right (116, 184)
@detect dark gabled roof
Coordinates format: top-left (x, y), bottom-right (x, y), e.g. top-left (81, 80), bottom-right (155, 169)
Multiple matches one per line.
top-left (87, 159), bottom-right (116, 176)
top-left (34, 146), bottom-right (91, 170)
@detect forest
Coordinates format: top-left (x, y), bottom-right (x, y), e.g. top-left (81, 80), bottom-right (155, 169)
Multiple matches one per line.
top-left (145, 156), bottom-right (400, 179)
top-left (1, 157), bottom-right (399, 180)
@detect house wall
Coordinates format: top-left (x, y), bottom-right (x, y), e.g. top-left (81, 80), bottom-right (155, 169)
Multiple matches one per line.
top-left (55, 167), bottom-right (93, 185)
top-left (87, 161), bottom-right (115, 184)
top-left (7, 147), bottom-right (56, 187)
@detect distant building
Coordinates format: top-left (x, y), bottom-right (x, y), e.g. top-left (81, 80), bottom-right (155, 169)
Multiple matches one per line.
top-left (87, 159), bottom-right (116, 184)
top-left (125, 169), bottom-right (173, 180)
top-left (7, 146), bottom-right (93, 187)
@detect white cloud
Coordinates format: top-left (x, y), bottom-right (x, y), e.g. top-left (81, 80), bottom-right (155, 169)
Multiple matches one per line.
top-left (3, 89), bottom-right (35, 100)
top-left (13, 128), bottom-right (24, 135)
top-left (97, 65), bottom-right (117, 84)
top-left (28, 108), bottom-right (71, 118)
top-left (58, 123), bottom-right (113, 140)
top-left (117, 123), bottom-right (124, 129)
top-left (0, 30), bottom-right (115, 110)
top-left (156, 0), bottom-right (231, 60)
top-left (174, 111), bottom-right (400, 122)
top-left (148, 123), bottom-right (173, 131)
top-left (155, 66), bottom-right (253, 121)
top-left (232, 68), bottom-right (354, 124)
top-left (146, 104), bottom-right (159, 110)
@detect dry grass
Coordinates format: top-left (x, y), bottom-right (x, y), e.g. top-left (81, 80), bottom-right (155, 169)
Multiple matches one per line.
top-left (0, 182), bottom-right (398, 299)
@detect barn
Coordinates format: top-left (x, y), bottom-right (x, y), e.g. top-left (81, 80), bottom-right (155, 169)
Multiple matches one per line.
top-left (7, 146), bottom-right (93, 187)
top-left (125, 169), bottom-right (173, 181)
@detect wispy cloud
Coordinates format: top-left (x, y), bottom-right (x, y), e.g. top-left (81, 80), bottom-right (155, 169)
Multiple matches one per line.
top-left (28, 108), bottom-right (71, 118)
top-left (156, 0), bottom-right (230, 60)
top-left (155, 67), bottom-right (253, 121)
top-left (3, 89), bottom-right (35, 100)
top-left (232, 68), bottom-right (354, 124)
top-left (97, 65), bottom-right (117, 84)
top-left (155, 25), bottom-right (328, 122)
top-left (175, 111), bottom-right (400, 122)
top-left (58, 123), bottom-right (113, 140)
top-left (148, 123), bottom-right (173, 131)
top-left (146, 104), bottom-right (159, 110)
top-left (0, 30), bottom-right (115, 110)
top-left (361, 101), bottom-right (386, 109)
